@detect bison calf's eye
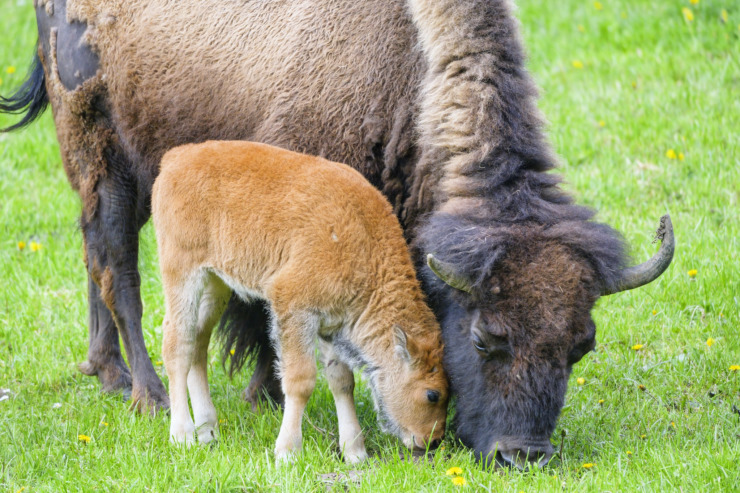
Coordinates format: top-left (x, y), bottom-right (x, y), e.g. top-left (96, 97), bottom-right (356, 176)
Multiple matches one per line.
top-left (427, 390), bottom-right (440, 403)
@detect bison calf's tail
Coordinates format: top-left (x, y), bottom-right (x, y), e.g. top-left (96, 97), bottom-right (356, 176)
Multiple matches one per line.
top-left (0, 52), bottom-right (48, 132)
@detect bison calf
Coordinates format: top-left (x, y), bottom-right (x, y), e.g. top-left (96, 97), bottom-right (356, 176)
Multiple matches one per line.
top-left (152, 141), bottom-right (448, 463)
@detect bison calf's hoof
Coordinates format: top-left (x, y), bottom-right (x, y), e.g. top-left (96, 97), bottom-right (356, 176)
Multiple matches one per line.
top-left (342, 446), bottom-right (369, 464)
top-left (196, 424), bottom-right (219, 445)
top-left (169, 426), bottom-right (196, 448)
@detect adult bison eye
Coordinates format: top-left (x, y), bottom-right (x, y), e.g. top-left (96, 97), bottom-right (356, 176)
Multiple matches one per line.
top-left (472, 336), bottom-right (488, 354)
top-left (427, 390), bottom-right (440, 403)
top-left (472, 334), bottom-right (510, 359)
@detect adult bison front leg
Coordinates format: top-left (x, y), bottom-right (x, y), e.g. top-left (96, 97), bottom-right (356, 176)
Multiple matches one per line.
top-left (77, 275), bottom-right (132, 395)
top-left (80, 154), bottom-right (169, 413)
top-left (34, 3), bottom-right (169, 412)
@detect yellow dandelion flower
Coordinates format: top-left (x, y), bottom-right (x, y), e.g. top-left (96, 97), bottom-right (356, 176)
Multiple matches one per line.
top-left (577, 377), bottom-right (586, 385)
top-left (638, 384), bottom-right (646, 391)
top-left (17, 488), bottom-right (27, 493)
top-left (451, 476), bottom-right (467, 487)
top-left (17, 241), bottom-right (26, 251)
top-left (682, 8), bottom-right (694, 22)
top-left (78, 434), bottom-right (91, 443)
top-left (446, 466), bottom-right (463, 476)
top-left (670, 421), bottom-right (676, 428)
top-left (5, 66), bottom-right (16, 75)
top-left (598, 120), bottom-right (606, 127)
top-left (706, 338), bottom-right (715, 347)
top-left (578, 24), bottom-right (586, 32)
top-left (219, 418), bottom-right (227, 424)
top-left (230, 349), bottom-right (235, 356)
top-left (626, 450), bottom-right (632, 455)
top-left (678, 152), bottom-right (685, 161)
top-left (30, 241), bottom-right (42, 252)
top-left (582, 463), bottom-right (595, 469)
top-left (665, 149), bottom-right (677, 159)
top-left (689, 0), bottom-right (699, 4)
top-left (730, 365), bottom-right (740, 372)
top-left (572, 60), bottom-right (584, 69)
top-left (652, 309), bottom-right (657, 316)
top-left (631, 344), bottom-right (643, 351)
top-left (101, 421), bottom-right (109, 426)
top-left (155, 360), bottom-right (163, 366)
top-left (640, 434), bottom-right (647, 439)
top-left (593, 2), bottom-right (603, 11)
top-left (631, 80), bottom-right (638, 89)
top-left (598, 399), bottom-right (605, 404)
top-left (688, 269), bottom-right (697, 278)
top-left (720, 9), bottom-right (728, 24)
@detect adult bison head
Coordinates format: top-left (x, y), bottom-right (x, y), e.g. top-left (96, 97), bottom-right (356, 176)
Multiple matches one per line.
top-left (422, 215), bottom-right (673, 468)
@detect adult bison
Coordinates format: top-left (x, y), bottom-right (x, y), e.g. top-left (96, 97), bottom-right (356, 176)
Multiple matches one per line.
top-left (2, 0), bottom-right (673, 468)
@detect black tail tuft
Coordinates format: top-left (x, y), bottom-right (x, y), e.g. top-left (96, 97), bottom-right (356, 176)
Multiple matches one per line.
top-left (215, 294), bottom-right (271, 377)
top-left (1, 51), bottom-right (48, 132)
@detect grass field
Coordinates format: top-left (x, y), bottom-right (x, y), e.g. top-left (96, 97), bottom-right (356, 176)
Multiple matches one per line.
top-left (1, 0), bottom-right (738, 491)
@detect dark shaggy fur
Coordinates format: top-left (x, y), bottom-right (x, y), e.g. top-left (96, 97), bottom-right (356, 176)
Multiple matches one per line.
top-left (215, 296), bottom-right (283, 408)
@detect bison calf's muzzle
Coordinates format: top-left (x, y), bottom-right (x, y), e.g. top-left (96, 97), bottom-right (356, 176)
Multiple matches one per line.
top-left (152, 141), bottom-right (448, 463)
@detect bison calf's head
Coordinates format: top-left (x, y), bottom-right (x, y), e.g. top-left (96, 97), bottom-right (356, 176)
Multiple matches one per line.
top-left (370, 326), bottom-right (449, 451)
top-left (425, 215), bottom-right (673, 468)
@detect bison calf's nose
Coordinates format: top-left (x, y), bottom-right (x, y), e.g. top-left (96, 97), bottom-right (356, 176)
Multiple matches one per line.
top-left (413, 436), bottom-right (443, 451)
top-left (499, 444), bottom-right (553, 469)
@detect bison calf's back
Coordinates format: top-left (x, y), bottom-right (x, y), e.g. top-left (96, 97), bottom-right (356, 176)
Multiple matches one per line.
top-left (152, 141), bottom-right (448, 462)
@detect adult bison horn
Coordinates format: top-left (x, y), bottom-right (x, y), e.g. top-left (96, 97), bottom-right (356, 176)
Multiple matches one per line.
top-left (427, 254), bottom-right (474, 293)
top-left (603, 214), bottom-right (675, 295)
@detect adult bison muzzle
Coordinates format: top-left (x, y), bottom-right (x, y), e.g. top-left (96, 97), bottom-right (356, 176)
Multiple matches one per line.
top-left (1, 0), bottom-right (674, 468)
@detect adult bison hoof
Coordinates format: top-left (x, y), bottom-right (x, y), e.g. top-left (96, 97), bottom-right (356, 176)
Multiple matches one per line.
top-left (77, 358), bottom-right (133, 394)
top-left (242, 384), bottom-right (284, 412)
top-left (129, 381), bottom-right (170, 415)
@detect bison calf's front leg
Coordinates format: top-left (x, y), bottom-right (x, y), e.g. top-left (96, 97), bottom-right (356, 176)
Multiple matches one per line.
top-left (319, 340), bottom-right (368, 463)
top-left (274, 316), bottom-right (317, 464)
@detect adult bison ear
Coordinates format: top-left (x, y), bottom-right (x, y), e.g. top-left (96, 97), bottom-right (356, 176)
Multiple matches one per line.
top-left (426, 254), bottom-right (474, 294)
top-left (602, 215), bottom-right (675, 295)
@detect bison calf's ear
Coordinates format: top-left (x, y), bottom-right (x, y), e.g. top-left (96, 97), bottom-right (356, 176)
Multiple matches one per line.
top-left (393, 325), bottom-right (412, 364)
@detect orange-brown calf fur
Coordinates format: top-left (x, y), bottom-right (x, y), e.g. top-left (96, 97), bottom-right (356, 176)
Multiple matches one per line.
top-left (152, 141), bottom-right (448, 462)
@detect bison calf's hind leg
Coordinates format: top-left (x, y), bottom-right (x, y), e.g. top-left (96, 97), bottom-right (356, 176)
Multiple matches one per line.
top-left (188, 277), bottom-right (230, 444)
top-left (163, 272), bottom-right (229, 446)
top-left (273, 314), bottom-right (318, 464)
top-left (319, 339), bottom-right (368, 463)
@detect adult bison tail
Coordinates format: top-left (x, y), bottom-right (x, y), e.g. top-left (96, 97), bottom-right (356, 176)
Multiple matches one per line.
top-left (215, 295), bottom-right (272, 378)
top-left (0, 52), bottom-right (48, 132)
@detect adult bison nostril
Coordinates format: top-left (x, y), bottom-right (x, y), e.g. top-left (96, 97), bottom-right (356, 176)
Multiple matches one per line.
top-left (499, 446), bottom-right (553, 469)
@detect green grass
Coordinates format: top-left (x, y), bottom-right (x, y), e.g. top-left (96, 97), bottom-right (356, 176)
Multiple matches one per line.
top-left (1, 0), bottom-right (738, 490)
